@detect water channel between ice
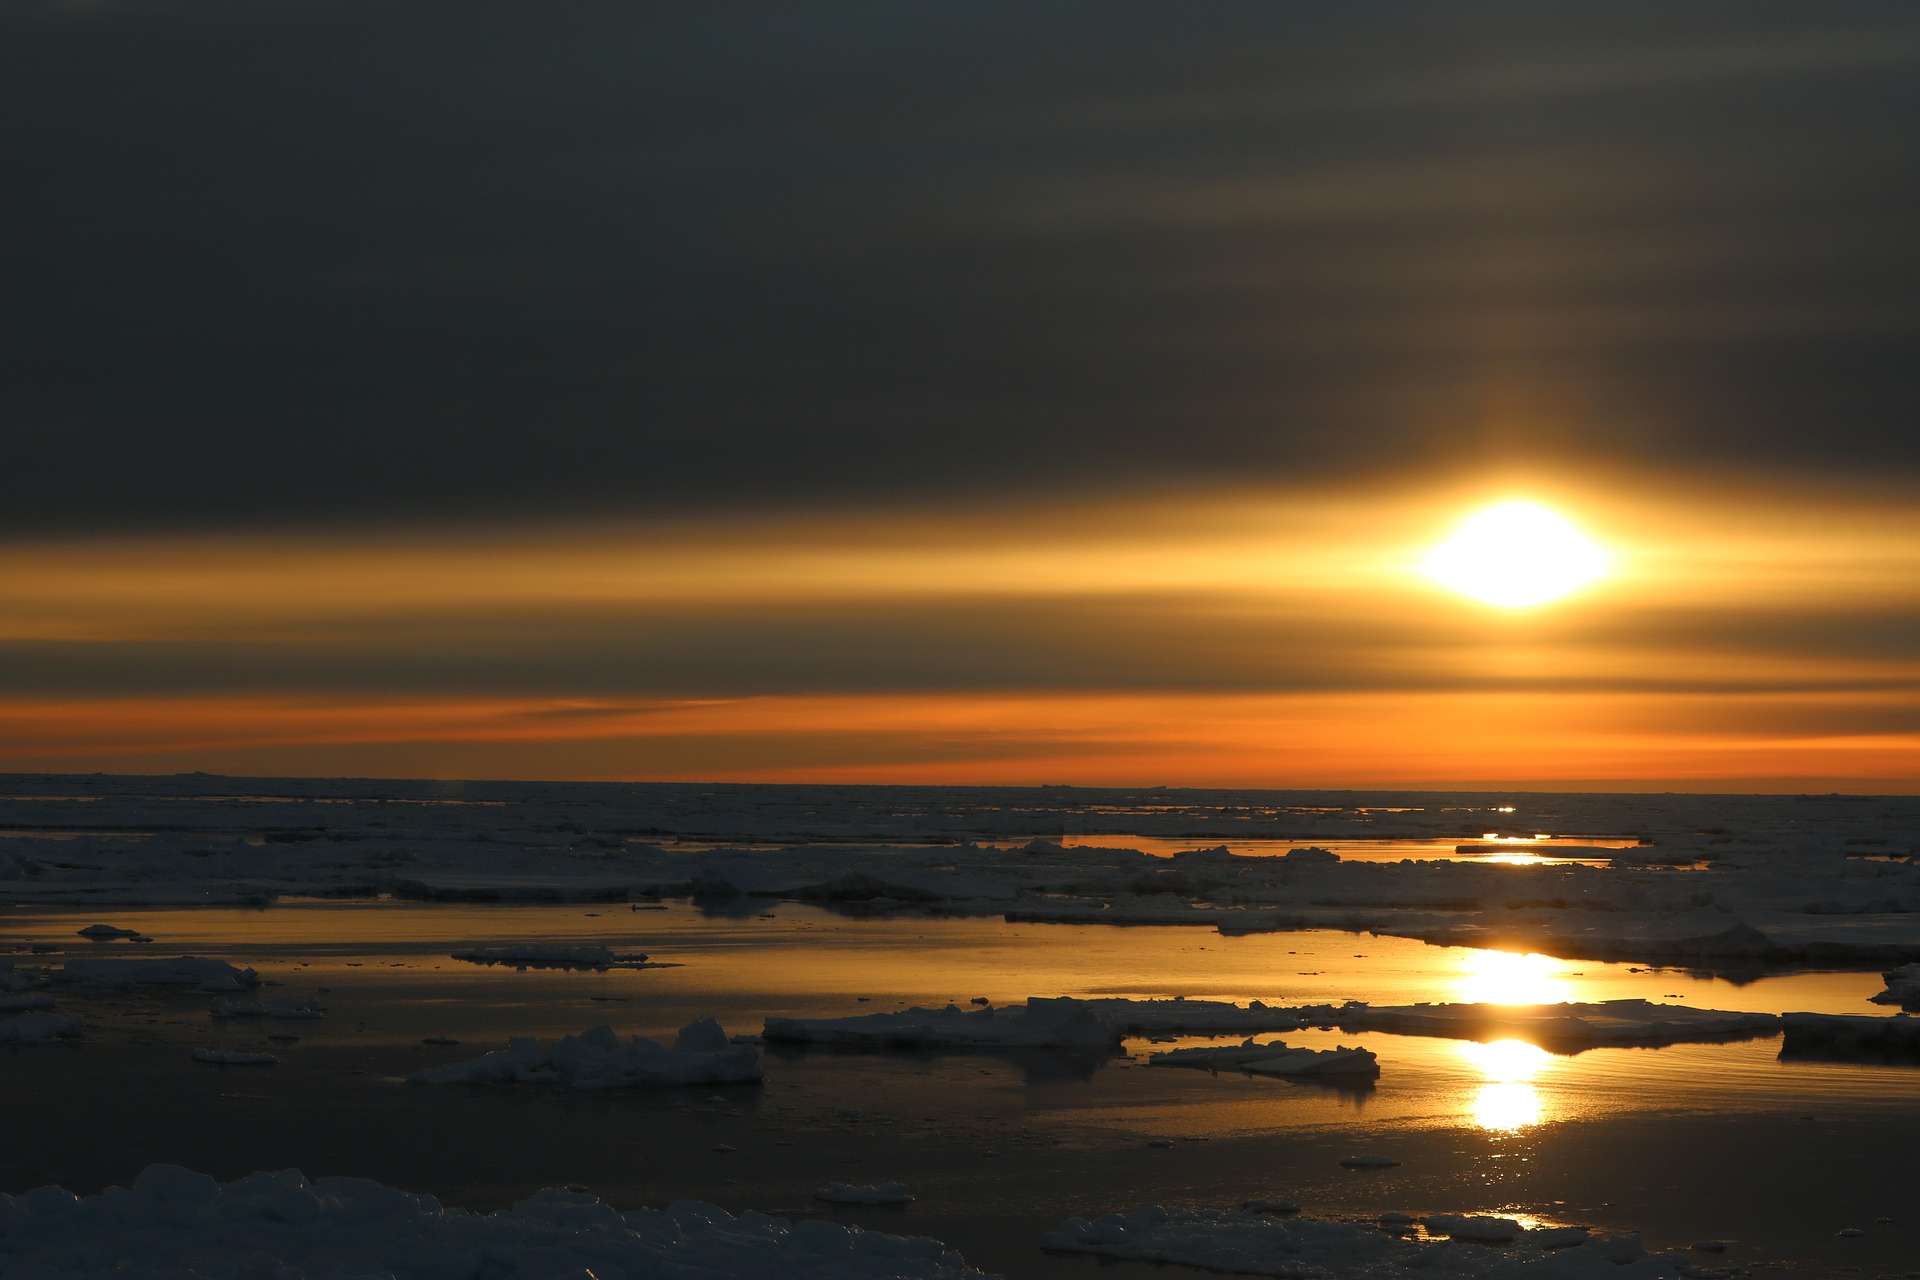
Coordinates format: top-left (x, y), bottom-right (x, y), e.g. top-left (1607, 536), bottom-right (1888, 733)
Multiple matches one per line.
top-left (3, 899), bottom-right (1915, 1278)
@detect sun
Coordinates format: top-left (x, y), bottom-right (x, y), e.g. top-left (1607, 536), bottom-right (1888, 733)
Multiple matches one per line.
top-left (1422, 501), bottom-right (1609, 608)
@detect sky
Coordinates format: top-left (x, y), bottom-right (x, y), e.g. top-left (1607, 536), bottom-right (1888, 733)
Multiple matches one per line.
top-left (4, 1), bottom-right (1920, 789)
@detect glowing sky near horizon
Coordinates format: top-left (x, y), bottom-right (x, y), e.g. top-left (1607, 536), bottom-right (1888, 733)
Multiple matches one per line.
top-left (4, 3), bottom-right (1920, 787)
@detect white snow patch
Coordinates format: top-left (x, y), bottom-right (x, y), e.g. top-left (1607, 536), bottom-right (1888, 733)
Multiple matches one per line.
top-left (408, 1019), bottom-right (763, 1088)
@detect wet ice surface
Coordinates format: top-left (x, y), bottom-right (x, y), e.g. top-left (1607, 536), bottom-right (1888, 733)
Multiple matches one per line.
top-left (3, 777), bottom-right (1920, 1277)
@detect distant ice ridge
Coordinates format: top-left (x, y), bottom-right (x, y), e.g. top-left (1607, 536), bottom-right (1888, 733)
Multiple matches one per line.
top-left (0, 1163), bottom-right (988, 1280)
top-left (764, 999), bottom-right (1122, 1050)
top-left (1044, 1206), bottom-right (1686, 1277)
top-left (53, 956), bottom-right (258, 992)
top-left (407, 1019), bottom-right (763, 1088)
top-left (1149, 1039), bottom-right (1379, 1078)
top-left (451, 943), bottom-right (650, 969)
top-left (0, 1011), bottom-right (83, 1044)
top-left (1285, 999), bottom-right (1781, 1047)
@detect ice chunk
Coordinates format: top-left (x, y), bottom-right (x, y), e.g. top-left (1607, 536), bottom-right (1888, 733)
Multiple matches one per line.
top-left (1149, 1039), bottom-right (1379, 1078)
top-left (764, 998), bottom-right (1122, 1050)
top-left (0, 1163), bottom-right (988, 1278)
top-left (815, 1182), bottom-right (914, 1205)
top-left (1425, 1213), bottom-right (1520, 1243)
top-left (407, 1021), bottom-right (763, 1088)
top-left (1291, 998), bottom-right (1779, 1047)
top-left (1339, 1154), bottom-right (1400, 1168)
top-left (1870, 962), bottom-right (1920, 1009)
top-left (76, 924), bottom-right (149, 941)
top-left (1781, 1011), bottom-right (1920, 1056)
top-left (0, 993), bottom-right (57, 1011)
top-left (56, 956), bottom-right (259, 991)
top-left (0, 1012), bottom-right (84, 1044)
top-left (451, 944), bottom-right (650, 969)
top-left (210, 996), bottom-right (324, 1019)
top-left (191, 1048), bottom-right (278, 1065)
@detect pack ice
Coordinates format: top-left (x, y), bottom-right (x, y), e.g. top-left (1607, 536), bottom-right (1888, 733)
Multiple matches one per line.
top-left (0, 1163), bottom-right (988, 1279)
top-left (0, 1011), bottom-right (84, 1044)
top-left (1286, 999), bottom-right (1781, 1047)
top-left (1044, 1205), bottom-right (1687, 1278)
top-left (54, 956), bottom-right (258, 992)
top-left (407, 1019), bottom-right (764, 1088)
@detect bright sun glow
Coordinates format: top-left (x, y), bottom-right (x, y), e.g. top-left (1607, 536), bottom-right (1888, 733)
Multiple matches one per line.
top-left (1454, 950), bottom-right (1572, 1006)
top-left (1422, 501), bottom-right (1610, 608)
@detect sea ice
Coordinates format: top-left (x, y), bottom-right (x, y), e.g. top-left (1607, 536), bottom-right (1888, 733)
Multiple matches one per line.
top-left (815, 1182), bottom-right (914, 1205)
top-left (451, 943), bottom-right (651, 969)
top-left (1870, 961), bottom-right (1920, 1009)
top-left (1288, 999), bottom-right (1780, 1047)
top-left (0, 1163), bottom-right (988, 1279)
top-left (55, 956), bottom-right (259, 991)
top-left (210, 996), bottom-right (324, 1019)
top-left (1149, 1039), bottom-right (1380, 1078)
top-left (764, 998), bottom-right (1122, 1050)
top-left (0, 1011), bottom-right (84, 1044)
top-left (75, 923), bottom-right (148, 941)
top-left (407, 1019), bottom-right (764, 1088)
top-left (0, 992), bottom-right (56, 1010)
top-left (1781, 1011), bottom-right (1920, 1055)
top-left (1044, 1206), bottom-right (1685, 1277)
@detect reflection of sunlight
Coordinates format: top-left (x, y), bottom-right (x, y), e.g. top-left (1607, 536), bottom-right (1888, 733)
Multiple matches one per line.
top-left (1471, 1082), bottom-right (1543, 1132)
top-left (1459, 1039), bottom-right (1553, 1133)
top-left (1454, 950), bottom-right (1572, 1005)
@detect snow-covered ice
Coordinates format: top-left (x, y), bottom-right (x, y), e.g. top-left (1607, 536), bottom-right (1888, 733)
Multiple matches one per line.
top-left (75, 923), bottom-right (148, 941)
top-left (0, 1011), bottom-right (84, 1044)
top-left (815, 1182), bottom-right (915, 1205)
top-left (1148, 1039), bottom-right (1379, 1078)
top-left (54, 956), bottom-right (258, 991)
top-left (0, 1163), bottom-right (988, 1279)
top-left (1043, 1205), bottom-right (1685, 1277)
top-left (1287, 999), bottom-right (1780, 1047)
top-left (1870, 961), bottom-right (1920, 1009)
top-left (764, 999), bottom-right (1122, 1050)
top-left (451, 943), bottom-right (651, 969)
top-left (1781, 1011), bottom-right (1920, 1055)
top-left (0, 992), bottom-right (56, 1010)
top-left (407, 1019), bottom-right (764, 1088)
top-left (210, 996), bottom-right (324, 1019)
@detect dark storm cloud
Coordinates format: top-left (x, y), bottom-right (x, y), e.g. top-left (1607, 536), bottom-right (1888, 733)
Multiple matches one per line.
top-left (5, 1), bottom-right (1920, 535)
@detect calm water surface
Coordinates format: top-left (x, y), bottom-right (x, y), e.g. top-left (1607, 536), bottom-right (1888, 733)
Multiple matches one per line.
top-left (3, 901), bottom-right (1915, 1278)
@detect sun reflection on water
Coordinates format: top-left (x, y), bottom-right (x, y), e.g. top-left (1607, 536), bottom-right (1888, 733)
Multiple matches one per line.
top-left (1458, 1039), bottom-right (1554, 1133)
top-left (1454, 950), bottom-right (1573, 1006)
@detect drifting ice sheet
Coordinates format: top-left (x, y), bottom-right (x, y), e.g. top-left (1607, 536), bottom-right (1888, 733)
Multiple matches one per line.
top-left (1044, 1206), bottom-right (1685, 1277)
top-left (210, 996), bottom-right (324, 1019)
top-left (408, 1019), bottom-right (763, 1088)
top-left (451, 944), bottom-right (650, 969)
top-left (1781, 1011), bottom-right (1920, 1055)
top-left (1290, 999), bottom-right (1780, 1047)
top-left (764, 998), bottom-right (1121, 1050)
top-left (1149, 1039), bottom-right (1379, 1078)
top-left (0, 1163), bottom-right (987, 1280)
top-left (55, 956), bottom-right (259, 991)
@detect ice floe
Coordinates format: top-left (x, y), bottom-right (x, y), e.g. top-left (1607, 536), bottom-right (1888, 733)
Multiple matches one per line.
top-left (0, 1011), bottom-right (84, 1044)
top-left (1781, 1011), bottom-right (1920, 1056)
top-left (55, 956), bottom-right (259, 991)
top-left (764, 998), bottom-right (1123, 1050)
top-left (75, 923), bottom-right (149, 941)
top-left (1870, 961), bottom-right (1920, 1009)
top-left (1287, 999), bottom-right (1781, 1047)
top-left (407, 1019), bottom-right (763, 1088)
top-left (1043, 1206), bottom-right (1685, 1277)
top-left (210, 996), bottom-right (324, 1019)
top-left (1149, 1039), bottom-right (1380, 1078)
top-left (0, 1163), bottom-right (987, 1279)
top-left (0, 992), bottom-right (56, 1010)
top-left (450, 943), bottom-right (651, 969)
